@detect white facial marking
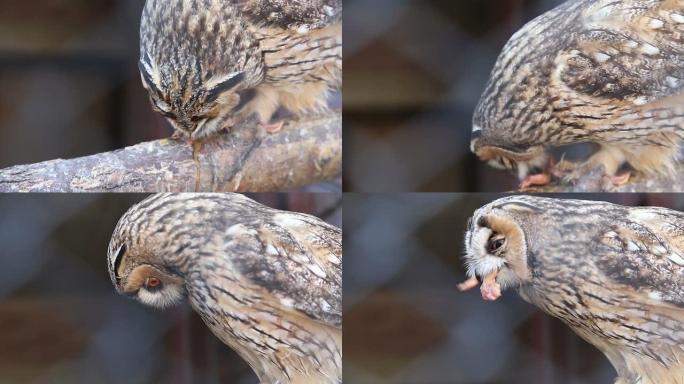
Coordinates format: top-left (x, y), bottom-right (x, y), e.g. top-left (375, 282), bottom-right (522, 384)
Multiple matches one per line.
top-left (137, 284), bottom-right (184, 309)
top-left (464, 223), bottom-right (506, 278)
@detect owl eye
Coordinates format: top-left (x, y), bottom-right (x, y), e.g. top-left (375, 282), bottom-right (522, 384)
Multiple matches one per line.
top-left (145, 277), bottom-right (162, 290)
top-left (488, 236), bottom-right (505, 253)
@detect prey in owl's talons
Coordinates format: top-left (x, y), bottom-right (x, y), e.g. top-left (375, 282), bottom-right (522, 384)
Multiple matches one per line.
top-left (608, 172), bottom-right (631, 187)
top-left (520, 173), bottom-right (552, 189)
top-left (458, 270), bottom-right (502, 301)
top-left (519, 156), bottom-right (557, 189)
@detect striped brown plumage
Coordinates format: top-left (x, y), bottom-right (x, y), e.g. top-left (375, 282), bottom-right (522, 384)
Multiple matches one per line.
top-left (139, 0), bottom-right (341, 141)
top-left (107, 193), bottom-right (342, 384)
top-left (461, 196), bottom-right (684, 384)
top-left (471, 0), bottom-right (684, 184)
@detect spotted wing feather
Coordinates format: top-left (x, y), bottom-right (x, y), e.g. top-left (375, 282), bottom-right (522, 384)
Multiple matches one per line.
top-left (219, 211), bottom-right (342, 326)
top-left (556, 1), bottom-right (684, 106)
top-left (594, 206), bottom-right (684, 308)
top-left (231, 0), bottom-right (342, 30)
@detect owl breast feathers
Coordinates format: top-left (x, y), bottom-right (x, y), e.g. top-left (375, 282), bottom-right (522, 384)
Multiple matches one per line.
top-left (107, 193), bottom-right (342, 383)
top-left (472, 0), bottom-right (684, 183)
top-left (461, 195), bottom-right (684, 384)
top-left (139, 0), bottom-right (342, 140)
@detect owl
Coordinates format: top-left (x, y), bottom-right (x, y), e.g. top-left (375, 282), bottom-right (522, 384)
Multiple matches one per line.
top-left (139, 0), bottom-right (342, 141)
top-left (107, 193), bottom-right (342, 383)
top-left (459, 195), bottom-right (684, 383)
top-left (471, 0), bottom-right (684, 188)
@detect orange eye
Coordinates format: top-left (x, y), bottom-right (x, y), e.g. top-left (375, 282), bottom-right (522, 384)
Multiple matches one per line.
top-left (146, 277), bottom-right (161, 288)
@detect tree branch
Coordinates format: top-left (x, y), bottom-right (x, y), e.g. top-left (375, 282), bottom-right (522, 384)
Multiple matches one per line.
top-left (0, 112), bottom-right (341, 192)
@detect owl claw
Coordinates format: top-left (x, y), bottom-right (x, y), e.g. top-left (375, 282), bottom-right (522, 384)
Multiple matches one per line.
top-left (480, 271), bottom-right (501, 301)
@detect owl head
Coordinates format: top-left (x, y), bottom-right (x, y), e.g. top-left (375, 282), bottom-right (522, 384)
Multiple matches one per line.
top-left (463, 197), bottom-right (542, 293)
top-left (139, 0), bottom-right (265, 141)
top-left (107, 193), bottom-right (263, 309)
top-left (470, 129), bottom-right (548, 181)
top-left (107, 235), bottom-right (186, 310)
top-left (106, 194), bottom-right (194, 309)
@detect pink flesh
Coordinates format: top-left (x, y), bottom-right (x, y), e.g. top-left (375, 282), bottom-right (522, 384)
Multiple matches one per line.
top-left (261, 120), bottom-right (285, 133)
top-left (609, 172), bottom-right (631, 186)
top-left (457, 276), bottom-right (479, 291)
top-left (520, 173), bottom-right (551, 189)
top-left (480, 271), bottom-right (501, 301)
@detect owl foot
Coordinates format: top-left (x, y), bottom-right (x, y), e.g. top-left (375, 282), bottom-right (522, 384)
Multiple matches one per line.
top-left (457, 276), bottom-right (479, 291)
top-left (480, 271), bottom-right (501, 301)
top-left (520, 173), bottom-right (552, 189)
top-left (260, 120), bottom-right (284, 134)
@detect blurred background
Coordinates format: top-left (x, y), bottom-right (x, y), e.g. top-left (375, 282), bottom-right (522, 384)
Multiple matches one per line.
top-left (0, 193), bottom-right (341, 384)
top-left (344, 0), bottom-right (568, 192)
top-left (0, 1), bottom-right (154, 169)
top-left (343, 193), bottom-right (684, 383)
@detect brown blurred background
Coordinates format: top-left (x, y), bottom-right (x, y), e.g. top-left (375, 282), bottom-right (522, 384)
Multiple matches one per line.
top-left (0, 193), bottom-right (341, 384)
top-left (344, 0), bottom-right (568, 192)
top-left (343, 193), bottom-right (684, 383)
top-left (0, 1), bottom-right (158, 169)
